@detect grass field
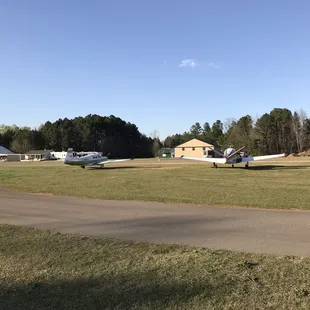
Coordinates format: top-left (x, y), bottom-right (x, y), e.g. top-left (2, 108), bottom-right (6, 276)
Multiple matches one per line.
top-left (1, 157), bottom-right (310, 210)
top-left (1, 224), bottom-right (310, 310)
top-left (1, 160), bottom-right (310, 309)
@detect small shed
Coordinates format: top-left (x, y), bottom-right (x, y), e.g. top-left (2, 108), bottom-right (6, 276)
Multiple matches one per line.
top-left (158, 148), bottom-right (175, 158)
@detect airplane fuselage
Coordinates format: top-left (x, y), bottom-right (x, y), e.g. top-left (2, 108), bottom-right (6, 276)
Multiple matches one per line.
top-left (227, 157), bottom-right (247, 164)
top-left (212, 147), bottom-right (250, 168)
top-left (63, 149), bottom-right (133, 169)
top-left (64, 154), bottom-right (108, 166)
top-left (221, 148), bottom-right (248, 164)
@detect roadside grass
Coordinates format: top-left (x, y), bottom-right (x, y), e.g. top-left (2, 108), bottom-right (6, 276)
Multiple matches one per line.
top-left (0, 158), bottom-right (310, 209)
top-left (1, 224), bottom-right (310, 310)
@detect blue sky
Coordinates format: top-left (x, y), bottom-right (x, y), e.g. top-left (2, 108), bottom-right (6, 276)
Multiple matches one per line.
top-left (1, 0), bottom-right (310, 138)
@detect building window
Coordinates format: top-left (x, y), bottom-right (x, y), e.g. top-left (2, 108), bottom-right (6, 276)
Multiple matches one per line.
top-left (203, 147), bottom-right (206, 150)
top-left (182, 147), bottom-right (185, 151)
top-left (192, 147), bottom-right (195, 151)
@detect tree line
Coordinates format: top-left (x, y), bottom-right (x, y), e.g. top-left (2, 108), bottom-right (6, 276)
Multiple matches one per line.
top-left (0, 114), bottom-right (154, 158)
top-left (163, 108), bottom-right (310, 155)
top-left (1, 108), bottom-right (310, 158)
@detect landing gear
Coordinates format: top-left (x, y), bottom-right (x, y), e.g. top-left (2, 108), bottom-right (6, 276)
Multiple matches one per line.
top-left (245, 163), bottom-right (249, 169)
top-left (232, 164), bottom-right (234, 168)
top-left (81, 165), bottom-right (85, 169)
top-left (213, 162), bottom-right (218, 169)
top-left (99, 165), bottom-right (104, 169)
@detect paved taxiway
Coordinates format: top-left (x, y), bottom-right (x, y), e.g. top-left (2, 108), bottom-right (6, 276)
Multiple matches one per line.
top-left (1, 189), bottom-right (310, 256)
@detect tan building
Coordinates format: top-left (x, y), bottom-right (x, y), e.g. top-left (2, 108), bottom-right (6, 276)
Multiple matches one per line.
top-left (175, 138), bottom-right (220, 158)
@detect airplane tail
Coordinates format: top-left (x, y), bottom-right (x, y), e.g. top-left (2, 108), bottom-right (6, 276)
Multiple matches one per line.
top-left (64, 148), bottom-right (74, 163)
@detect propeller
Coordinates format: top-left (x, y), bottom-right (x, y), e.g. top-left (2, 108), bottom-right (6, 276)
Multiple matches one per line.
top-left (226, 146), bottom-right (245, 160)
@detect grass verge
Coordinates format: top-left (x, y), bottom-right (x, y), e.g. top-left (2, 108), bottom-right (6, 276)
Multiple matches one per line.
top-left (1, 224), bottom-right (310, 309)
top-left (1, 159), bottom-right (310, 209)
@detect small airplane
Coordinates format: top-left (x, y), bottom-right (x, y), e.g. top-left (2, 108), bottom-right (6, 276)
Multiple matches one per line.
top-left (181, 146), bottom-right (286, 168)
top-left (64, 149), bottom-right (133, 169)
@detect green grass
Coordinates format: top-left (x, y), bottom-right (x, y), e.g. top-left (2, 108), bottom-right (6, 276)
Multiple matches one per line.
top-left (0, 158), bottom-right (310, 209)
top-left (1, 224), bottom-right (310, 310)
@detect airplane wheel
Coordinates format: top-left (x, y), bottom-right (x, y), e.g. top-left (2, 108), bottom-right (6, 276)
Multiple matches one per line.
top-left (245, 163), bottom-right (249, 169)
top-left (81, 165), bottom-right (85, 169)
top-left (232, 164), bottom-right (234, 168)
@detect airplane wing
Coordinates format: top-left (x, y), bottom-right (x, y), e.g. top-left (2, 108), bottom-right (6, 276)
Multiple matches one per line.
top-left (181, 156), bottom-right (227, 164)
top-left (86, 159), bottom-right (133, 166)
top-left (100, 159), bottom-right (133, 164)
top-left (240, 153), bottom-right (286, 162)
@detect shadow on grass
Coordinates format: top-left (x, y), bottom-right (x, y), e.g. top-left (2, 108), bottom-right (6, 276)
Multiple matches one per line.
top-left (88, 166), bottom-right (139, 170)
top-left (87, 166), bottom-right (167, 170)
top-left (1, 272), bottom-right (222, 310)
top-left (215, 165), bottom-right (310, 171)
top-left (247, 165), bottom-right (310, 171)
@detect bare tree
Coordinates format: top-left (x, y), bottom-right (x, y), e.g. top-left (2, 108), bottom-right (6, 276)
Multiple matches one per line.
top-left (299, 109), bottom-right (309, 151)
top-left (9, 129), bottom-right (33, 154)
top-left (11, 136), bottom-right (32, 154)
top-left (150, 130), bottom-right (161, 157)
top-left (223, 118), bottom-right (236, 133)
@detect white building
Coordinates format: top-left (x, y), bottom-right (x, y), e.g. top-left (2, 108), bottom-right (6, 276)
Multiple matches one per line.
top-left (51, 151), bottom-right (67, 160)
top-left (50, 151), bottom-right (102, 160)
top-left (25, 150), bottom-right (53, 161)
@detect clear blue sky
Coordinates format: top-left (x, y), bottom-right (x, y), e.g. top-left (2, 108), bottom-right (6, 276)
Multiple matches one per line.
top-left (1, 0), bottom-right (310, 138)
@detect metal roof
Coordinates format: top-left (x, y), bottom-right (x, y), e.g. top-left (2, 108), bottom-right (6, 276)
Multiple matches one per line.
top-left (0, 146), bottom-right (14, 155)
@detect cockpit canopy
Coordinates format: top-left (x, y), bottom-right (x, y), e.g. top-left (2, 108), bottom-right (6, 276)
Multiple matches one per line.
top-left (223, 148), bottom-right (236, 158)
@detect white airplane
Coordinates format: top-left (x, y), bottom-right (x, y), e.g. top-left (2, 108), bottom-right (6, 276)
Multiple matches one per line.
top-left (181, 146), bottom-right (286, 168)
top-left (64, 149), bottom-right (133, 169)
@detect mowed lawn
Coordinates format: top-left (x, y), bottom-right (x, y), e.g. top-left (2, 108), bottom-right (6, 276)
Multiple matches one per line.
top-left (0, 157), bottom-right (310, 209)
top-left (1, 224), bottom-right (310, 310)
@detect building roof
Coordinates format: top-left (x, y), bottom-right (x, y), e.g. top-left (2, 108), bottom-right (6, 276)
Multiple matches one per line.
top-left (0, 146), bottom-right (14, 155)
top-left (175, 138), bottom-right (214, 148)
top-left (26, 150), bottom-right (52, 155)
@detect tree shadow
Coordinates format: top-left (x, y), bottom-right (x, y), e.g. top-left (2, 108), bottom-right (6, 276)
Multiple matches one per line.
top-left (88, 165), bottom-right (169, 170)
top-left (0, 270), bottom-right (233, 310)
top-left (22, 215), bottom-right (238, 247)
top-left (215, 165), bottom-right (310, 171)
top-left (56, 215), bottom-right (237, 243)
top-left (87, 166), bottom-right (140, 170)
top-left (246, 165), bottom-right (310, 171)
